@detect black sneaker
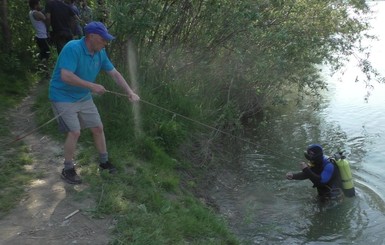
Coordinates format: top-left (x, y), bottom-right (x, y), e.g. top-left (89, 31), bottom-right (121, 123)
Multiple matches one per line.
top-left (61, 168), bottom-right (82, 184)
top-left (99, 161), bottom-right (117, 174)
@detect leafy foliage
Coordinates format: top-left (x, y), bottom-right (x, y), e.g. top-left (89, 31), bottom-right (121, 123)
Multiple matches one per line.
top-left (0, 0), bottom-right (38, 100)
top-left (103, 0), bottom-right (374, 127)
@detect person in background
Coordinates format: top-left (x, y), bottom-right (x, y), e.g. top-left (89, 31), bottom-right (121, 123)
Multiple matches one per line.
top-left (29, 0), bottom-right (50, 64)
top-left (65, 0), bottom-right (83, 38)
top-left (45, 0), bottom-right (78, 54)
top-left (49, 21), bottom-right (140, 184)
top-left (286, 144), bottom-right (343, 202)
top-left (79, 0), bottom-right (93, 25)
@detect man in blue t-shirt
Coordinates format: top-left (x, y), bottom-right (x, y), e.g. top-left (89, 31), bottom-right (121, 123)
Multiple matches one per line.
top-left (49, 21), bottom-right (140, 184)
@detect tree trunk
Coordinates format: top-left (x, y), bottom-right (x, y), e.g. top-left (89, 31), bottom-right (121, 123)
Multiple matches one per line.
top-left (0, 0), bottom-right (11, 52)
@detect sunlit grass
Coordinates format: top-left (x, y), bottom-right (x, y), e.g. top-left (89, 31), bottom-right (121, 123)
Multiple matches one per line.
top-left (65, 130), bottom-right (238, 244)
top-left (0, 133), bottom-right (37, 217)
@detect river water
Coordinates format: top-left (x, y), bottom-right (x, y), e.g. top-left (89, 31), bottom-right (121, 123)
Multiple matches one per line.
top-left (209, 2), bottom-right (385, 244)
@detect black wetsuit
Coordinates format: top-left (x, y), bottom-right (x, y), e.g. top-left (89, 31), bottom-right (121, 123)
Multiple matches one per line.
top-left (293, 156), bottom-right (343, 199)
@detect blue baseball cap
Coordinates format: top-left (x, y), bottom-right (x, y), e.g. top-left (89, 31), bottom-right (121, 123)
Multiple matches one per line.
top-left (84, 21), bottom-right (115, 41)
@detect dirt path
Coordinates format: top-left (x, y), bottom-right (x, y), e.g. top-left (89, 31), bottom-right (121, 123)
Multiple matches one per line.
top-left (0, 86), bottom-right (113, 245)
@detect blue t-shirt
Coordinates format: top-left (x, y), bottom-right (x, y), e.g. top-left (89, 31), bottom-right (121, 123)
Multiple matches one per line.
top-left (49, 37), bottom-right (114, 102)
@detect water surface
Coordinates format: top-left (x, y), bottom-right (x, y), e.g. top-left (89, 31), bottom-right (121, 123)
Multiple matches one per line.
top-left (209, 2), bottom-right (385, 244)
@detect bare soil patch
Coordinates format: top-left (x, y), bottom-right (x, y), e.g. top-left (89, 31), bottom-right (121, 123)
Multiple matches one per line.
top-left (0, 85), bottom-right (113, 245)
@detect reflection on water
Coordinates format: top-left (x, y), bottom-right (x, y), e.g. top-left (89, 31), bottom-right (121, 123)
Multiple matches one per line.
top-left (209, 2), bottom-right (385, 244)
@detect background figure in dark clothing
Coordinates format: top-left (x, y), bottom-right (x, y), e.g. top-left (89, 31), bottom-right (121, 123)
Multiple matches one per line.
top-left (65, 0), bottom-right (83, 38)
top-left (286, 144), bottom-right (343, 202)
top-left (45, 0), bottom-right (77, 53)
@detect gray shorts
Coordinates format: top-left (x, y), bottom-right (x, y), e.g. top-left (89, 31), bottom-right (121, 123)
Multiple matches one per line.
top-left (51, 99), bottom-right (102, 132)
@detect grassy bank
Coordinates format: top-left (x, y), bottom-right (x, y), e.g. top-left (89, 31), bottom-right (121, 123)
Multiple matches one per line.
top-left (0, 113), bottom-right (38, 218)
top-left (0, 35), bottom-right (239, 244)
top-left (0, 72), bottom-right (40, 218)
top-left (0, 79), bottom-right (239, 244)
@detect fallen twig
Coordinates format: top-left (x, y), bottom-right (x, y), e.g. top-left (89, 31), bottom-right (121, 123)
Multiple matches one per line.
top-left (64, 209), bottom-right (80, 220)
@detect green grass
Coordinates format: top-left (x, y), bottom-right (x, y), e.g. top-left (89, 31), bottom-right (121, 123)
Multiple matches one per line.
top-left (0, 148), bottom-right (36, 213)
top-left (0, 100), bottom-right (38, 218)
top-left (74, 139), bottom-right (238, 244)
top-left (0, 64), bottom-right (54, 217)
top-left (24, 79), bottom-right (239, 244)
top-left (0, 63), bottom-right (239, 243)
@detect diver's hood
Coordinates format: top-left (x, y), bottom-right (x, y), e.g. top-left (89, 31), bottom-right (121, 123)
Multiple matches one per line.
top-left (304, 144), bottom-right (323, 161)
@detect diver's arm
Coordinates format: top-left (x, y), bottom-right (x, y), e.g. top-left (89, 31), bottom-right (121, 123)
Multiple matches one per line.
top-left (303, 162), bottom-right (334, 186)
top-left (286, 171), bottom-right (308, 180)
top-left (302, 167), bottom-right (320, 184)
top-left (292, 172), bottom-right (308, 180)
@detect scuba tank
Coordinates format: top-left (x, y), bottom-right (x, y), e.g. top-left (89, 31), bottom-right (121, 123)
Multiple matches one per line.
top-left (331, 152), bottom-right (356, 197)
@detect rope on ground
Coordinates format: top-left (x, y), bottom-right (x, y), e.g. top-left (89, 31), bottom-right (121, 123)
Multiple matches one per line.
top-left (2, 93), bottom-right (91, 147)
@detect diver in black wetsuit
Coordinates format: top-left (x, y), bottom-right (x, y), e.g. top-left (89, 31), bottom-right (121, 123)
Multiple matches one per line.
top-left (286, 144), bottom-right (343, 201)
